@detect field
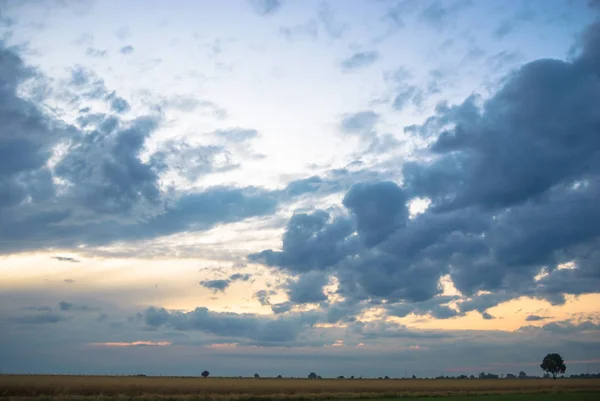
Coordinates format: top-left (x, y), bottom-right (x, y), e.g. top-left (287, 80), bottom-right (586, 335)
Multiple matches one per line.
top-left (1, 375), bottom-right (600, 400)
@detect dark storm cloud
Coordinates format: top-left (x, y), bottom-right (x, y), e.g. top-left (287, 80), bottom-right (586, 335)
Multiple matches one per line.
top-left (249, 210), bottom-right (357, 273)
top-left (250, 22), bottom-right (600, 314)
top-left (286, 271), bottom-right (329, 304)
top-left (0, 43), bottom-right (67, 211)
top-left (343, 181), bottom-right (408, 247)
top-left (403, 25), bottom-right (600, 211)
top-left (55, 116), bottom-right (161, 214)
top-left (341, 51), bottom-right (379, 71)
top-left (0, 45), bottom-right (285, 254)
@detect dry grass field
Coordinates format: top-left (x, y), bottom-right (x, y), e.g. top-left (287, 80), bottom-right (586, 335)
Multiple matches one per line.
top-left (1, 375), bottom-right (599, 400)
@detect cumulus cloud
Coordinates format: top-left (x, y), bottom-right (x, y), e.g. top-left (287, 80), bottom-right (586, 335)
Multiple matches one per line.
top-left (250, 21), bottom-right (600, 316)
top-left (286, 271), bottom-right (329, 304)
top-left (0, 46), bottom-right (286, 255)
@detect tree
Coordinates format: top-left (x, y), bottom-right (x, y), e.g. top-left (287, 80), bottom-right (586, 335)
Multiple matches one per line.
top-left (541, 353), bottom-right (566, 380)
top-left (308, 372), bottom-right (317, 379)
top-left (201, 371), bottom-right (209, 379)
top-left (412, 375), bottom-right (416, 379)
top-left (519, 371), bottom-right (527, 378)
top-left (254, 373), bottom-right (260, 379)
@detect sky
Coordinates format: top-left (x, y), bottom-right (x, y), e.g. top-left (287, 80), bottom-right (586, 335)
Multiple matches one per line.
top-left (1, 0), bottom-right (600, 378)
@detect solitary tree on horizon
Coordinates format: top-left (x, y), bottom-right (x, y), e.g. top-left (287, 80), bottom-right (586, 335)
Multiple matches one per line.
top-left (308, 372), bottom-right (317, 379)
top-left (541, 353), bottom-right (566, 380)
top-left (201, 370), bottom-right (209, 379)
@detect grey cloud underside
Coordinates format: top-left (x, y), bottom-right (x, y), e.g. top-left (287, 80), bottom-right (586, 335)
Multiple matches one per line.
top-left (200, 273), bottom-right (253, 292)
top-left (0, 45), bottom-right (312, 254)
top-left (251, 22), bottom-right (600, 317)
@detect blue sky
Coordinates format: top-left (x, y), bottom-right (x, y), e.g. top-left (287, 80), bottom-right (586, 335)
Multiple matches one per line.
top-left (1, 0), bottom-right (600, 377)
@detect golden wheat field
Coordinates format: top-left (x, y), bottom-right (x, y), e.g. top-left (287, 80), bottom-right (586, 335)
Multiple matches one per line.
top-left (1, 375), bottom-right (600, 400)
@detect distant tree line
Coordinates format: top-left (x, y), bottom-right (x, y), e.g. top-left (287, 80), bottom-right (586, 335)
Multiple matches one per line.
top-left (196, 353), bottom-right (584, 380)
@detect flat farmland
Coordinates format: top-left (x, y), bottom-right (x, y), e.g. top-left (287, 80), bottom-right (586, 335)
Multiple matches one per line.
top-left (1, 375), bottom-right (599, 400)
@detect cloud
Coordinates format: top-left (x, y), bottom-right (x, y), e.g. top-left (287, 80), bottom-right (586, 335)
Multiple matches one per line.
top-left (387, 296), bottom-right (462, 319)
top-left (253, 289), bottom-right (276, 306)
top-left (271, 302), bottom-right (293, 314)
top-left (249, 0), bottom-right (281, 16)
top-left (59, 301), bottom-right (97, 312)
top-left (343, 181), bottom-right (408, 248)
top-left (152, 141), bottom-right (239, 182)
top-left (286, 271), bottom-right (329, 304)
top-left (85, 47), bottom-right (107, 58)
top-left (22, 306), bottom-right (53, 312)
top-left (419, 0), bottom-right (472, 31)
top-left (249, 210), bottom-right (357, 274)
top-left (481, 312), bottom-right (494, 320)
top-left (340, 111), bottom-right (379, 135)
top-left (200, 273), bottom-right (253, 292)
top-left (140, 306), bottom-right (320, 346)
top-left (341, 51), bottom-right (379, 71)
top-left (200, 279), bottom-right (232, 292)
top-left (392, 86), bottom-right (421, 111)
top-left (0, 48), bottom-right (282, 255)
top-left (53, 256), bottom-right (80, 263)
top-left (318, 2), bottom-right (347, 39)
top-left (9, 312), bottom-right (66, 324)
top-left (106, 91), bottom-right (130, 113)
top-left (525, 315), bottom-right (550, 322)
top-left (338, 112), bottom-right (400, 155)
top-left (252, 21), bottom-right (600, 314)
top-left (214, 128), bottom-right (259, 143)
top-left (119, 45), bottom-right (134, 55)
